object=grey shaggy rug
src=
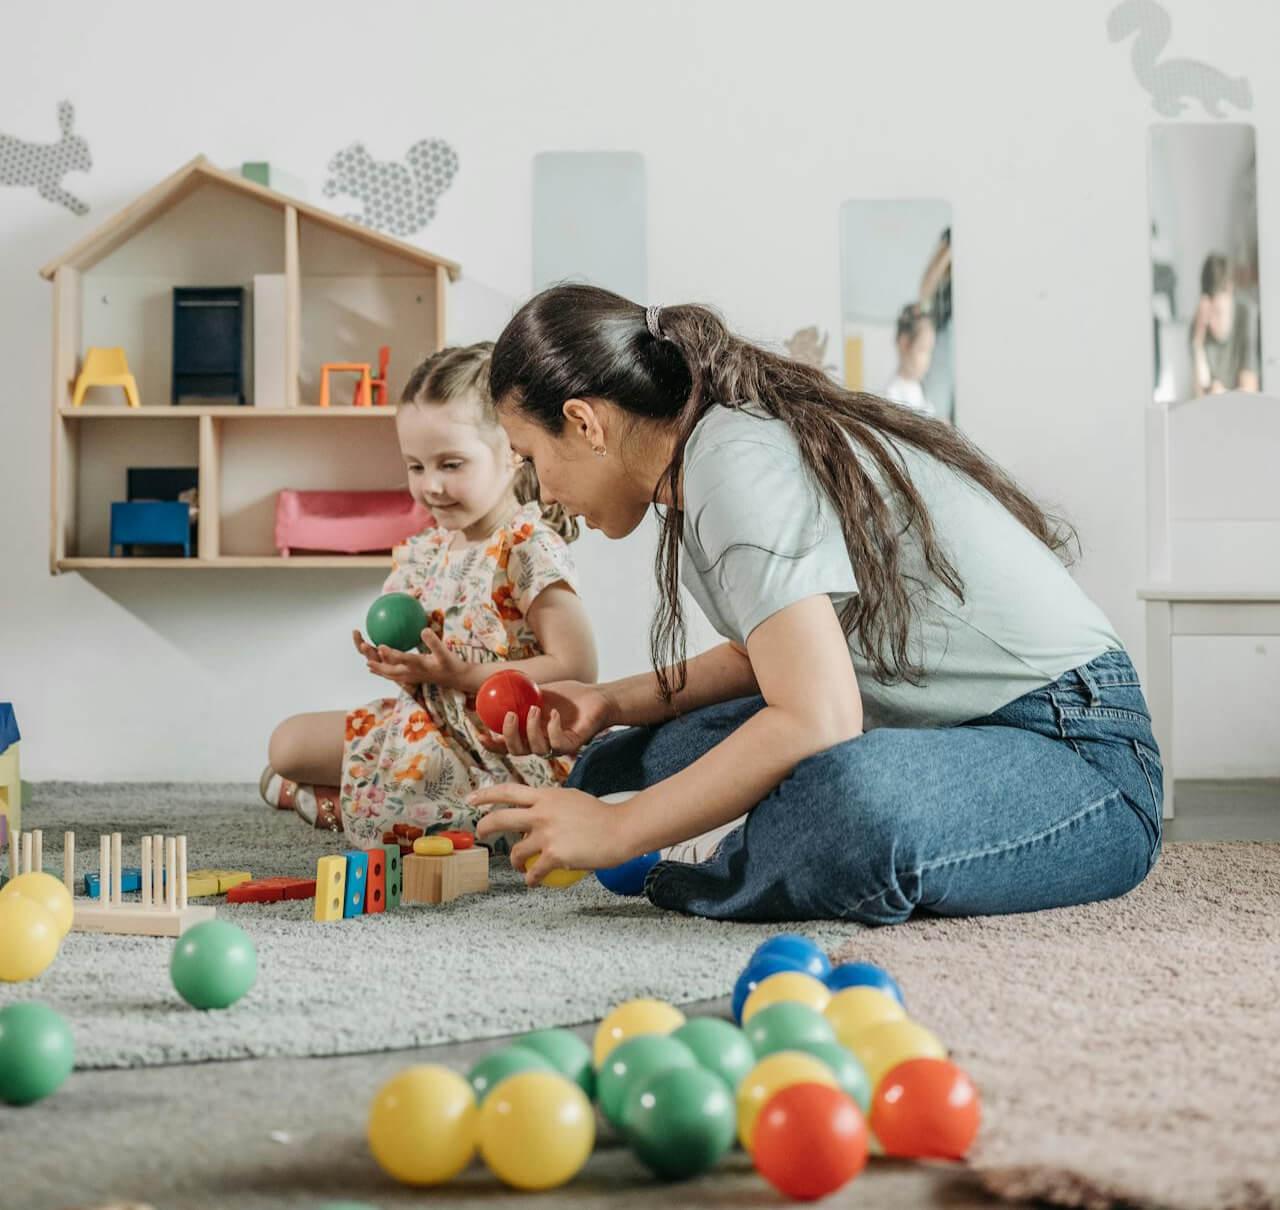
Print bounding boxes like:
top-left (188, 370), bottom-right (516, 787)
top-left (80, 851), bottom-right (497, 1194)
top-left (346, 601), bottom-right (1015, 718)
top-left (828, 842), bottom-right (1280, 1210)
top-left (0, 783), bottom-right (859, 1069)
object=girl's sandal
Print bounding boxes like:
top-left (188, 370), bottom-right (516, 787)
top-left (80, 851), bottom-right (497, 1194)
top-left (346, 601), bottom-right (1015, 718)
top-left (259, 766), bottom-right (301, 811)
top-left (312, 785), bottom-right (343, 833)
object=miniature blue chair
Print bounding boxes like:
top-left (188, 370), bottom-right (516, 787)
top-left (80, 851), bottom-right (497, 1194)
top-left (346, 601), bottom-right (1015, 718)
top-left (110, 501), bottom-right (193, 558)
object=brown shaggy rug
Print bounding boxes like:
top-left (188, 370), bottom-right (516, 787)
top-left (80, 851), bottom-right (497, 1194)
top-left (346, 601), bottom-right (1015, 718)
top-left (830, 842), bottom-right (1280, 1210)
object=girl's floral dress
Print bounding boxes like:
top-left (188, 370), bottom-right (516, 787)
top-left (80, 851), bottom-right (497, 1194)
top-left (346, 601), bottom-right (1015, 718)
top-left (341, 501), bottom-right (578, 849)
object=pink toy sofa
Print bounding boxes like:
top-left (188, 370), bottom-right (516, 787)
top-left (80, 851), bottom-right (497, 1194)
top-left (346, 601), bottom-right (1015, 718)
top-left (274, 490), bottom-right (434, 556)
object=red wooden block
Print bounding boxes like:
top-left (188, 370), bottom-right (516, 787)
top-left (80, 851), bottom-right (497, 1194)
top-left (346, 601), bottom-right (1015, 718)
top-left (363, 847), bottom-right (387, 914)
top-left (279, 878), bottom-right (317, 900)
top-left (382, 830), bottom-right (399, 845)
top-left (437, 830), bottom-right (475, 850)
top-left (227, 880), bottom-right (286, 904)
top-left (392, 823), bottom-right (424, 841)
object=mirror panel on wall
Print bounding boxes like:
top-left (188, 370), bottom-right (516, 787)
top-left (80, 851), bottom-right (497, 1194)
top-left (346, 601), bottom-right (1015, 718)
top-left (1149, 124), bottom-right (1261, 403)
top-left (532, 151), bottom-right (647, 301)
top-left (839, 200), bottom-right (954, 423)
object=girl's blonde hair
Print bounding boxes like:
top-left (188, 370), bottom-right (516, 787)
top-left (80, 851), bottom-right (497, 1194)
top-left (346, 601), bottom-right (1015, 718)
top-left (401, 343), bottom-right (579, 542)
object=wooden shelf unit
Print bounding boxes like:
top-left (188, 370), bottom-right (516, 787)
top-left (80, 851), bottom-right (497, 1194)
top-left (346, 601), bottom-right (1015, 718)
top-left (43, 157), bottom-right (459, 574)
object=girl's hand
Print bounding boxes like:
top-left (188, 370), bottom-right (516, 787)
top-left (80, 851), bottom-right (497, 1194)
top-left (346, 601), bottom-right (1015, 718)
top-left (477, 681), bottom-right (616, 758)
top-left (352, 628), bottom-right (467, 692)
top-left (470, 783), bottom-right (637, 885)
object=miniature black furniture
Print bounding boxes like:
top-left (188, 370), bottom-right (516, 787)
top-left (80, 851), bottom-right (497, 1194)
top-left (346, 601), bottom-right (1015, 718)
top-left (172, 286), bottom-right (245, 404)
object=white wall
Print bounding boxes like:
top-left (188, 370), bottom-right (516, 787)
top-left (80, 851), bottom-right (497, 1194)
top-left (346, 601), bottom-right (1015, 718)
top-left (1, 0), bottom-right (1277, 780)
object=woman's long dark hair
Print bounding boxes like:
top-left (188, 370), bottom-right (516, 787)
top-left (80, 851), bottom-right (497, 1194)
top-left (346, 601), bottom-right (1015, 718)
top-left (490, 284), bottom-right (1076, 701)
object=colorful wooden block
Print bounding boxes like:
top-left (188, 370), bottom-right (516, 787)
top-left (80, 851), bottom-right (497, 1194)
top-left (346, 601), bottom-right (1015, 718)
top-left (279, 878), bottom-right (317, 900)
top-left (343, 851), bottom-right (369, 917)
top-left (227, 880), bottom-right (285, 904)
top-left (83, 867), bottom-right (143, 897)
top-left (402, 846), bottom-right (489, 905)
top-left (188, 869), bottom-right (253, 895)
top-left (364, 847), bottom-right (387, 914)
top-left (313, 856), bottom-right (347, 922)
top-left (382, 843), bottom-right (402, 909)
top-left (186, 875), bottom-right (221, 897)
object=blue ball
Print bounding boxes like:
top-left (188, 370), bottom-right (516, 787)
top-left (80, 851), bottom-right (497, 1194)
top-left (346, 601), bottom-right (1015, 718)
top-left (596, 850), bottom-right (661, 896)
top-left (749, 934), bottom-right (832, 981)
top-left (731, 953), bottom-right (813, 1024)
top-left (825, 961), bottom-right (904, 1006)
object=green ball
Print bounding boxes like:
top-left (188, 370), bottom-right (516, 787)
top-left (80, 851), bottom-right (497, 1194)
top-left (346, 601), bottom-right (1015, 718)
top-left (622, 1065), bottom-right (736, 1179)
top-left (466, 1046), bottom-right (553, 1103)
top-left (672, 1017), bottom-right (756, 1092)
top-left (170, 921), bottom-right (257, 1010)
top-left (597, 1033), bottom-right (697, 1126)
top-left (744, 1000), bottom-right (836, 1058)
top-left (365, 592), bottom-right (428, 652)
top-left (783, 1039), bottom-right (872, 1113)
top-left (515, 1027), bottom-right (595, 1099)
top-left (0, 1002), bottom-right (74, 1105)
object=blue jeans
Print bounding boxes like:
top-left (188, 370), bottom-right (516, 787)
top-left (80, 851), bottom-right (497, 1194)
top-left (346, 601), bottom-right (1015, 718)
top-left (568, 650), bottom-right (1163, 923)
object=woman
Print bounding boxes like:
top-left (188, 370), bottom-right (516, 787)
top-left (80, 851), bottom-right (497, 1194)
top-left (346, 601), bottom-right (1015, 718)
top-left (470, 284), bottom-right (1162, 923)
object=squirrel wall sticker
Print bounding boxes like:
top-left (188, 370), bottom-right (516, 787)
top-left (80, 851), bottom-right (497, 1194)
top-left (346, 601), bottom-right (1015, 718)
top-left (322, 138), bottom-right (459, 237)
top-left (0, 101), bottom-right (92, 214)
top-left (1108, 0), bottom-right (1253, 118)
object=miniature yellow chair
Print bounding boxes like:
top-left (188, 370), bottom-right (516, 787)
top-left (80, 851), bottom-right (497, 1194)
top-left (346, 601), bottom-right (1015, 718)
top-left (72, 347), bottom-right (141, 408)
top-left (319, 362), bottom-right (372, 408)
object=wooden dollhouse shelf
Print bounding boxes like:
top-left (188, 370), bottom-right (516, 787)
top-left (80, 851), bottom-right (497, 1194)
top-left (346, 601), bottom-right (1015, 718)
top-left (58, 556), bottom-right (393, 571)
top-left (42, 155), bottom-right (456, 574)
top-left (59, 406), bottom-right (399, 418)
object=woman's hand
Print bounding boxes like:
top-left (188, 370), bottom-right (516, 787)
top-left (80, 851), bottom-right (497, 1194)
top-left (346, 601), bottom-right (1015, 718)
top-left (477, 681), bottom-right (616, 758)
top-left (351, 628), bottom-right (468, 692)
top-left (470, 783), bottom-right (637, 885)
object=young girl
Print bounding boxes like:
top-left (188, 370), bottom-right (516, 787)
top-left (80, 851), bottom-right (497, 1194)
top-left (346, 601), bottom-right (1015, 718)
top-left (262, 343), bottom-right (597, 847)
top-left (469, 284), bottom-right (1162, 925)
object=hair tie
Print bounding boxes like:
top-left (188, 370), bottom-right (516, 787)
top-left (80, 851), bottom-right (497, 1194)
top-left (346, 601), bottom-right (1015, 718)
top-left (645, 305), bottom-right (664, 340)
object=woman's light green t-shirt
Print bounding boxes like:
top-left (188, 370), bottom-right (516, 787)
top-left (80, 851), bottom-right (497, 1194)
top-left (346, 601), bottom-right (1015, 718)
top-left (679, 404), bottom-right (1122, 729)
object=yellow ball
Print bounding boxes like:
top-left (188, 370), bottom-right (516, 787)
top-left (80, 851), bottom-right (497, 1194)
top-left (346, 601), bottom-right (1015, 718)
top-left (823, 985), bottom-right (906, 1049)
top-left (478, 1070), bottom-right (595, 1190)
top-left (0, 894), bottom-right (60, 983)
top-left (367, 1064), bottom-right (477, 1185)
top-left (413, 836), bottom-right (454, 856)
top-left (534, 860), bottom-right (588, 888)
top-left (592, 998), bottom-right (686, 1067)
top-left (740, 971), bottom-right (831, 1024)
top-left (736, 1051), bottom-right (838, 1149)
top-left (846, 1018), bottom-right (947, 1093)
top-left (0, 872), bottom-right (74, 939)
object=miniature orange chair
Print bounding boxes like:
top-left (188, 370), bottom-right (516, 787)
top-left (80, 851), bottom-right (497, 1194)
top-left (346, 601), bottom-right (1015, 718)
top-left (369, 345), bottom-right (390, 407)
top-left (72, 347), bottom-right (141, 408)
top-left (319, 362), bottom-right (372, 408)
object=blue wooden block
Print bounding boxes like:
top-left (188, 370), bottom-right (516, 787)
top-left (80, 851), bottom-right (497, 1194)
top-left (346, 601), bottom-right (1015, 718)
top-left (84, 867), bottom-right (144, 898)
top-left (343, 852), bottom-right (369, 917)
top-left (110, 501), bottom-right (193, 558)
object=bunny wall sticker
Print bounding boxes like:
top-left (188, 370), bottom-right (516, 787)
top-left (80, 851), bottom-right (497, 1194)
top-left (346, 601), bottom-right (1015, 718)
top-left (0, 101), bottom-right (92, 214)
top-left (322, 137), bottom-right (459, 237)
top-left (1108, 0), bottom-right (1253, 119)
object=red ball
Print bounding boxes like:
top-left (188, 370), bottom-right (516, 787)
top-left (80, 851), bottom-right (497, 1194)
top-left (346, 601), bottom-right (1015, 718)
top-left (870, 1057), bottom-right (981, 1160)
top-left (475, 670), bottom-right (543, 741)
top-left (752, 1082), bottom-right (867, 1201)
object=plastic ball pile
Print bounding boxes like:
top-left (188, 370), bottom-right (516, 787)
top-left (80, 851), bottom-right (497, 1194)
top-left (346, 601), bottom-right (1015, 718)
top-left (365, 936), bottom-right (981, 1199)
top-left (0, 871), bottom-right (258, 1108)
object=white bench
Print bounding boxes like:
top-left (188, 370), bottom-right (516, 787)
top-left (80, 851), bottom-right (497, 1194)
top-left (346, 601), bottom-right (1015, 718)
top-left (1142, 391), bottom-right (1280, 819)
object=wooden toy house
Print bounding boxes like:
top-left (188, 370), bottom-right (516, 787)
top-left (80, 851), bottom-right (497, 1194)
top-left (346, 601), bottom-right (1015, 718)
top-left (40, 155), bottom-right (460, 572)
